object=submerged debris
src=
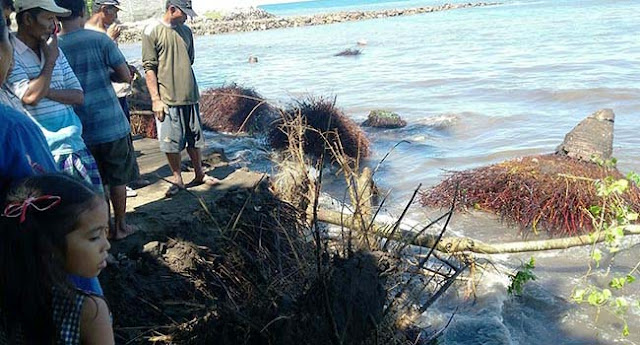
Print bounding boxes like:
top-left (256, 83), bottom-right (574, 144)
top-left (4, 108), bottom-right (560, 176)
top-left (199, 84), bottom-right (278, 133)
top-left (268, 96), bottom-right (371, 159)
top-left (335, 48), bottom-right (362, 56)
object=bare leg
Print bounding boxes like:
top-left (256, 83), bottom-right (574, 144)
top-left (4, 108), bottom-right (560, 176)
top-left (166, 152), bottom-right (184, 187)
top-left (187, 148), bottom-right (220, 185)
top-left (110, 184), bottom-right (138, 240)
top-left (186, 147), bottom-right (204, 180)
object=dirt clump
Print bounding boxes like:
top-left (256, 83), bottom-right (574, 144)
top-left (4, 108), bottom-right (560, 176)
top-left (101, 179), bottom-right (402, 344)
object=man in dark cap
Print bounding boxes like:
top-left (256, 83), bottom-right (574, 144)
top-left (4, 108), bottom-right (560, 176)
top-left (85, 0), bottom-right (121, 41)
top-left (142, 0), bottom-right (219, 198)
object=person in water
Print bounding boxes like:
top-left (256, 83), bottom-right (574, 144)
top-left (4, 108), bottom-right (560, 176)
top-left (0, 174), bottom-right (114, 344)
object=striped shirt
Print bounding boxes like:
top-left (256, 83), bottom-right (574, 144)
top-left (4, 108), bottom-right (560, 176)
top-left (59, 29), bottom-right (130, 145)
top-left (5, 36), bottom-right (86, 156)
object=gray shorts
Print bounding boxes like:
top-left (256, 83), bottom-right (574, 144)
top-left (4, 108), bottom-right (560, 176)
top-left (157, 104), bottom-right (206, 153)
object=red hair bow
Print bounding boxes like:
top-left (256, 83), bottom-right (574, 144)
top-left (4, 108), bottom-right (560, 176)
top-left (2, 196), bottom-right (62, 224)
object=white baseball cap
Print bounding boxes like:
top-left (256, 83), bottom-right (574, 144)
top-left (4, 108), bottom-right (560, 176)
top-left (14, 0), bottom-right (71, 16)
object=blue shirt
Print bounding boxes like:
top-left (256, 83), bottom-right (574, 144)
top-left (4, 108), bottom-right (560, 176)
top-left (6, 35), bottom-right (86, 156)
top-left (0, 103), bottom-right (104, 297)
top-left (58, 29), bottom-right (130, 145)
top-left (0, 104), bottom-right (57, 196)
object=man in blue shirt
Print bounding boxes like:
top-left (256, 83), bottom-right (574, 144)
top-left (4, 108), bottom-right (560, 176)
top-left (56, 0), bottom-right (138, 240)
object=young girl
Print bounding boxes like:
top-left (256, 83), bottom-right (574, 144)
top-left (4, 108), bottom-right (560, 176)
top-left (0, 173), bottom-right (114, 344)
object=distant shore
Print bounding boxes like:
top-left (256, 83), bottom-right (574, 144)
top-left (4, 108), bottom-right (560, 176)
top-left (119, 2), bottom-right (500, 44)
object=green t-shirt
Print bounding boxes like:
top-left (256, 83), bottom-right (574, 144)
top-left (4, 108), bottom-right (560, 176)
top-left (141, 20), bottom-right (199, 106)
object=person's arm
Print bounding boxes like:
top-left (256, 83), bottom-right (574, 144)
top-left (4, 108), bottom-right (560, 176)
top-left (141, 25), bottom-right (165, 121)
top-left (45, 89), bottom-right (83, 105)
top-left (105, 38), bottom-right (131, 84)
top-left (47, 49), bottom-right (83, 105)
top-left (110, 63), bottom-right (131, 84)
top-left (79, 296), bottom-right (114, 345)
top-left (144, 70), bottom-right (164, 121)
top-left (187, 27), bottom-right (195, 66)
top-left (18, 36), bottom-right (59, 106)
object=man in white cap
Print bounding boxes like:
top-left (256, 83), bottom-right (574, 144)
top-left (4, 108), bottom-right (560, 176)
top-left (142, 0), bottom-right (219, 198)
top-left (6, 0), bottom-right (105, 194)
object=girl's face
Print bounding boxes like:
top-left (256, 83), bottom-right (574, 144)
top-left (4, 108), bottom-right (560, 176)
top-left (65, 197), bottom-right (111, 278)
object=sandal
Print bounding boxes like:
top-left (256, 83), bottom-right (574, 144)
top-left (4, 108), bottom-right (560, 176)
top-left (165, 184), bottom-right (181, 198)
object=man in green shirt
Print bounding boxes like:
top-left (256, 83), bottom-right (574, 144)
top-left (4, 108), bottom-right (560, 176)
top-left (142, 0), bottom-right (218, 197)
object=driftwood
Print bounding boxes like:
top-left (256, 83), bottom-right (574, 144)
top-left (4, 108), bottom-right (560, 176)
top-left (315, 209), bottom-right (640, 254)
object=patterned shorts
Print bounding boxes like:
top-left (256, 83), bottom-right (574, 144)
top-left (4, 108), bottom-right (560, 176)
top-left (54, 148), bottom-right (105, 195)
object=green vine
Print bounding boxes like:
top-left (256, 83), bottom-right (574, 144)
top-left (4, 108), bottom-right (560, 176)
top-left (571, 170), bottom-right (640, 337)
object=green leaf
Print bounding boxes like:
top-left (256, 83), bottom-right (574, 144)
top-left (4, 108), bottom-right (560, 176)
top-left (610, 278), bottom-right (625, 290)
top-left (526, 257), bottom-right (535, 269)
top-left (626, 275), bottom-right (636, 284)
top-left (589, 205), bottom-right (602, 217)
top-left (592, 249), bottom-right (602, 266)
top-left (623, 323), bottom-right (630, 337)
top-left (610, 179), bottom-right (629, 195)
top-left (615, 297), bottom-right (629, 309)
top-left (587, 292), bottom-right (599, 306)
top-left (626, 172), bottom-right (640, 186)
top-left (573, 289), bottom-right (586, 303)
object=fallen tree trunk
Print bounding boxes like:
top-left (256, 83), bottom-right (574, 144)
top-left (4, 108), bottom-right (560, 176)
top-left (315, 209), bottom-right (640, 254)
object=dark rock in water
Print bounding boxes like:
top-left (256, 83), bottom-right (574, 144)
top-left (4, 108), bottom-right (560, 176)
top-left (361, 110), bottom-right (407, 129)
top-left (556, 109), bottom-right (614, 163)
top-left (334, 48), bottom-right (362, 56)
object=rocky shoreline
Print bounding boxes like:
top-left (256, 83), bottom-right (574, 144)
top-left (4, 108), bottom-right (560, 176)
top-left (119, 2), bottom-right (500, 44)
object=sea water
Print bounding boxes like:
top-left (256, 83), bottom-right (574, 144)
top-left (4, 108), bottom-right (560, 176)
top-left (120, 0), bottom-right (640, 342)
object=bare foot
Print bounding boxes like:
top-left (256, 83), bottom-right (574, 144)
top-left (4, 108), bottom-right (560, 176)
top-left (110, 224), bottom-right (140, 241)
top-left (187, 175), bottom-right (221, 188)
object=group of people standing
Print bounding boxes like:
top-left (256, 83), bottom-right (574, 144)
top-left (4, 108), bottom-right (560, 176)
top-left (0, 0), bottom-right (214, 342)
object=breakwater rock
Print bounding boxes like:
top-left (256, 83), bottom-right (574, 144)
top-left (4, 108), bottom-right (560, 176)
top-left (362, 110), bottom-right (407, 129)
top-left (556, 109), bottom-right (614, 163)
top-left (119, 2), bottom-right (500, 43)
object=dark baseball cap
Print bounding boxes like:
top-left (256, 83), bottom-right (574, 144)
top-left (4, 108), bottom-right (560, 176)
top-left (167, 0), bottom-right (196, 18)
top-left (94, 0), bottom-right (122, 10)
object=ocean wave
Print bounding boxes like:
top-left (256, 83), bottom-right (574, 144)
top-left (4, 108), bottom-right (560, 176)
top-left (413, 113), bottom-right (461, 130)
top-left (500, 87), bottom-right (640, 104)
